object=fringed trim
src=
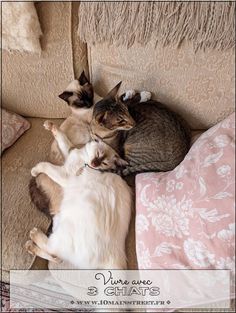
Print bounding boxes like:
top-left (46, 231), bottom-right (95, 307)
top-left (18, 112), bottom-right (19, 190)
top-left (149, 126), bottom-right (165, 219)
top-left (78, 1), bottom-right (235, 51)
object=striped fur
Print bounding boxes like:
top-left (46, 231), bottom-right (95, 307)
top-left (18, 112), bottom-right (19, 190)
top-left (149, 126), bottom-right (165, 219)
top-left (93, 90), bottom-right (191, 176)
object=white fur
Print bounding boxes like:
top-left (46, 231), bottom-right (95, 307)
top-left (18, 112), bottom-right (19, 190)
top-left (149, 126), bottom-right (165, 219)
top-left (49, 169), bottom-right (132, 268)
top-left (65, 80), bottom-right (83, 93)
top-left (123, 89), bottom-right (136, 101)
top-left (140, 91), bottom-right (152, 102)
top-left (57, 91), bottom-right (102, 148)
top-left (32, 135), bottom-right (132, 269)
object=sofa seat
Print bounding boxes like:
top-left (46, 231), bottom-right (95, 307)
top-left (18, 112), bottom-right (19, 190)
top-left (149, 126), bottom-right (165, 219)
top-left (2, 117), bottom-right (63, 282)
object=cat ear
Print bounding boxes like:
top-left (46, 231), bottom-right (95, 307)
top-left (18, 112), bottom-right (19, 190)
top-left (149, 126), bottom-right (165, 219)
top-left (106, 81), bottom-right (122, 99)
top-left (97, 112), bottom-right (108, 125)
top-left (58, 91), bottom-right (73, 103)
top-left (114, 156), bottom-right (128, 168)
top-left (78, 70), bottom-right (90, 86)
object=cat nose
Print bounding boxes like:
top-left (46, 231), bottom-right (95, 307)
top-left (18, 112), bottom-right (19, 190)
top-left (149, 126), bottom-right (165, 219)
top-left (126, 120), bottom-right (135, 129)
top-left (126, 117), bottom-right (135, 129)
top-left (91, 158), bottom-right (101, 167)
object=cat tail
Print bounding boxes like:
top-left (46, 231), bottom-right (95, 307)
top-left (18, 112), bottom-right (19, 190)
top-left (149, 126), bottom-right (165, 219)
top-left (29, 177), bottom-right (51, 218)
top-left (121, 159), bottom-right (181, 176)
top-left (120, 92), bottom-right (144, 108)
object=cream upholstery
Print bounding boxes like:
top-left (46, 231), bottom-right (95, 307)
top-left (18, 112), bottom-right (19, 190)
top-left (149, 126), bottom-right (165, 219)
top-left (1, 2), bottom-right (88, 282)
top-left (2, 2), bottom-right (88, 118)
top-left (88, 42), bottom-right (235, 129)
top-left (2, 118), bottom-right (63, 282)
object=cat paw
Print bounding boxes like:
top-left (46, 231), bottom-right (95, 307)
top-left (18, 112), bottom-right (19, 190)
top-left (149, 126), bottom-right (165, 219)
top-left (29, 227), bottom-right (41, 241)
top-left (43, 120), bottom-right (54, 131)
top-left (31, 166), bottom-right (38, 177)
top-left (140, 91), bottom-right (152, 103)
top-left (123, 89), bottom-right (136, 101)
top-left (31, 166), bottom-right (40, 177)
top-left (25, 240), bottom-right (37, 255)
top-left (44, 121), bottom-right (57, 135)
top-left (31, 162), bottom-right (46, 177)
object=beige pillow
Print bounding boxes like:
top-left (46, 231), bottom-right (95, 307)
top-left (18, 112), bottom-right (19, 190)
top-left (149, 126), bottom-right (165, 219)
top-left (1, 109), bottom-right (30, 153)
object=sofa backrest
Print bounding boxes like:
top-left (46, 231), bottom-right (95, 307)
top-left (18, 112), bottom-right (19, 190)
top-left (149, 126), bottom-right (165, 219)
top-left (3, 2), bottom-right (235, 130)
top-left (2, 2), bottom-right (88, 119)
top-left (87, 41), bottom-right (235, 130)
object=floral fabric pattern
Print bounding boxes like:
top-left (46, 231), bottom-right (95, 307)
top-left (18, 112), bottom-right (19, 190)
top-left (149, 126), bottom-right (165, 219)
top-left (1, 109), bottom-right (30, 153)
top-left (136, 113), bottom-right (235, 294)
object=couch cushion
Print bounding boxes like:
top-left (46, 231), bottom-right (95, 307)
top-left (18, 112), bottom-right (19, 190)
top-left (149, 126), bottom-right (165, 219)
top-left (2, 117), bottom-right (62, 282)
top-left (1, 109), bottom-right (31, 153)
top-left (88, 41), bottom-right (235, 129)
top-left (135, 113), bottom-right (235, 295)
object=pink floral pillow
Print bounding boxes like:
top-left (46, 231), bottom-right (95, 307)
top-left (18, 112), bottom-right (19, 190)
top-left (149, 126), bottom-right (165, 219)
top-left (1, 109), bottom-right (30, 153)
top-left (136, 113), bottom-right (235, 279)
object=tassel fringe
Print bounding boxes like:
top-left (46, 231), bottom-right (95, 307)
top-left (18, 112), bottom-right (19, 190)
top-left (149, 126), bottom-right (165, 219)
top-left (78, 2), bottom-right (235, 51)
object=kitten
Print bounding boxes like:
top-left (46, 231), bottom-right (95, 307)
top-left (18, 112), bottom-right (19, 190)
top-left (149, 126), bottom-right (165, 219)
top-left (93, 83), bottom-right (191, 176)
top-left (29, 71), bottom-right (95, 217)
top-left (26, 121), bottom-right (132, 269)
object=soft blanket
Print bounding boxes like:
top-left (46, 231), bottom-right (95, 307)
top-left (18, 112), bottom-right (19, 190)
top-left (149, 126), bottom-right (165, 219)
top-left (78, 1), bottom-right (235, 51)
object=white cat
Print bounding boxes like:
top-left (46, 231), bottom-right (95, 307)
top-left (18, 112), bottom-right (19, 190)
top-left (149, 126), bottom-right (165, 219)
top-left (26, 121), bottom-right (132, 269)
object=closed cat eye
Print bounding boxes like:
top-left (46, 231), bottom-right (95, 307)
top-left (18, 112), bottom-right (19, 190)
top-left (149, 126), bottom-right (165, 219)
top-left (102, 161), bottom-right (108, 166)
top-left (118, 119), bottom-right (125, 124)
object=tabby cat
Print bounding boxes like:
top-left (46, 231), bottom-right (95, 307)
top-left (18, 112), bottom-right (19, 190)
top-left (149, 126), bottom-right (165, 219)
top-left (92, 83), bottom-right (191, 176)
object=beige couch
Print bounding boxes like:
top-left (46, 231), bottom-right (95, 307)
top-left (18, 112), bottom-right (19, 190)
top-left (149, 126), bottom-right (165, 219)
top-left (2, 1), bottom-right (235, 284)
